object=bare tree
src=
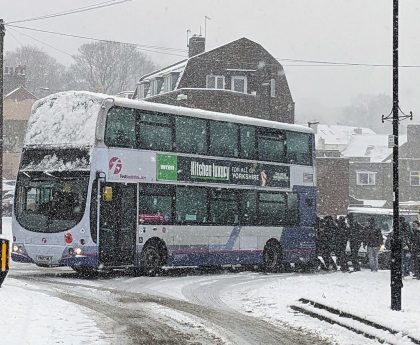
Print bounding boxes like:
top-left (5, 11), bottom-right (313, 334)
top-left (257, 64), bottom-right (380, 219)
top-left (5, 45), bottom-right (67, 97)
top-left (338, 94), bottom-right (393, 134)
top-left (68, 41), bottom-right (156, 94)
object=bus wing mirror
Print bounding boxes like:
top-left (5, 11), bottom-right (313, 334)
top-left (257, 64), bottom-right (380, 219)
top-left (102, 187), bottom-right (113, 202)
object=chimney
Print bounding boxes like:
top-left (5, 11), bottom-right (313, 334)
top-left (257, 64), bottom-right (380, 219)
top-left (188, 35), bottom-right (205, 58)
top-left (407, 124), bottom-right (420, 144)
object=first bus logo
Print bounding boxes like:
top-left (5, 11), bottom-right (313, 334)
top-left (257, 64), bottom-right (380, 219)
top-left (109, 157), bottom-right (123, 174)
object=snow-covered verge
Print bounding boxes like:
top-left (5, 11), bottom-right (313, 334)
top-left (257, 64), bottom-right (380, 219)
top-left (1, 218), bottom-right (107, 345)
top-left (222, 270), bottom-right (420, 345)
top-left (0, 278), bottom-right (107, 345)
top-left (1, 216), bottom-right (12, 241)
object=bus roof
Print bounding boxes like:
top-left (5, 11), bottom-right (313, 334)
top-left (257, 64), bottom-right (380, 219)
top-left (24, 91), bottom-right (313, 149)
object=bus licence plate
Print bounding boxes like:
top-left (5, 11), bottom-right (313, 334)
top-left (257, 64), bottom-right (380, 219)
top-left (36, 255), bottom-right (53, 262)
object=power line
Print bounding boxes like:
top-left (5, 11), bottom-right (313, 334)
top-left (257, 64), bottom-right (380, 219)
top-left (6, 23), bottom-right (420, 68)
top-left (6, 0), bottom-right (133, 25)
top-left (5, 24), bottom-right (188, 57)
top-left (276, 57), bottom-right (420, 68)
top-left (8, 27), bottom-right (75, 58)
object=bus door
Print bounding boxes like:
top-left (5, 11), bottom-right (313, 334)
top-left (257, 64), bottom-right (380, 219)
top-left (99, 183), bottom-right (137, 267)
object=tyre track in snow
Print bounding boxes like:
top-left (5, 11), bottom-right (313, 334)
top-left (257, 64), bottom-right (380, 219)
top-left (11, 266), bottom-right (332, 345)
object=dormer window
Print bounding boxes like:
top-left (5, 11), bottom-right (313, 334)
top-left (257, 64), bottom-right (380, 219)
top-left (163, 74), bottom-right (172, 93)
top-left (231, 76), bottom-right (247, 93)
top-left (150, 78), bottom-right (163, 96)
top-left (206, 75), bottom-right (225, 89)
top-left (137, 82), bottom-right (149, 99)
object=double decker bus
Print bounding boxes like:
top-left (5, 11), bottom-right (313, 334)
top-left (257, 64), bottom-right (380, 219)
top-left (12, 91), bottom-right (316, 273)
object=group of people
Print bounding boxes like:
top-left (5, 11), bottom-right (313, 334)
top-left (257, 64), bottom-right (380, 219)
top-left (400, 218), bottom-right (420, 278)
top-left (315, 214), bottom-right (420, 277)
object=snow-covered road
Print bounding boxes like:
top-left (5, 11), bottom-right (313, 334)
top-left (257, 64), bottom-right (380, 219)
top-left (4, 262), bottom-right (420, 345)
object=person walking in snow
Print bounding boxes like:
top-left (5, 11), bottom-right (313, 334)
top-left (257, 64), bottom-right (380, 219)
top-left (411, 220), bottom-right (420, 279)
top-left (365, 217), bottom-right (383, 272)
top-left (315, 217), bottom-right (328, 270)
top-left (321, 216), bottom-right (338, 270)
top-left (336, 216), bottom-right (349, 272)
top-left (400, 217), bottom-right (413, 277)
top-left (348, 214), bottom-right (364, 271)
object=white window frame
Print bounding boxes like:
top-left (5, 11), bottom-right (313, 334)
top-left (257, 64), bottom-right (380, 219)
top-left (356, 171), bottom-right (376, 186)
top-left (163, 74), bottom-right (172, 93)
top-left (149, 79), bottom-right (159, 96)
top-left (137, 84), bottom-right (146, 99)
top-left (231, 75), bottom-right (248, 94)
top-left (410, 171), bottom-right (420, 186)
top-left (206, 75), bottom-right (225, 89)
top-left (270, 78), bottom-right (276, 98)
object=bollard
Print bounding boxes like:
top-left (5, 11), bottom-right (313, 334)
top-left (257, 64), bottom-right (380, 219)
top-left (0, 238), bottom-right (10, 287)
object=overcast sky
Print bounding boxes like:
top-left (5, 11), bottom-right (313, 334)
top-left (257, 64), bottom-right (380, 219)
top-left (3, 0), bottom-right (420, 124)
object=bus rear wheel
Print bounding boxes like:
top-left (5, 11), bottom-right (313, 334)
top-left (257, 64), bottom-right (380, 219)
top-left (141, 241), bottom-right (166, 276)
top-left (263, 240), bottom-right (282, 272)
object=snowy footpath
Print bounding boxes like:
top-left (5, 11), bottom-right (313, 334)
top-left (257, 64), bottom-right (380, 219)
top-left (223, 270), bottom-right (420, 345)
top-left (1, 218), bottom-right (106, 345)
top-left (0, 278), bottom-right (107, 345)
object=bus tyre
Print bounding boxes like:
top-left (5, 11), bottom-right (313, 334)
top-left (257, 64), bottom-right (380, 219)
top-left (141, 241), bottom-right (166, 276)
top-left (263, 240), bottom-right (282, 273)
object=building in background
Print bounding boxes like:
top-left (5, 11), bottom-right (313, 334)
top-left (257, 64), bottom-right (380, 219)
top-left (3, 67), bottom-right (38, 179)
top-left (134, 36), bottom-right (295, 123)
top-left (313, 122), bottom-right (420, 212)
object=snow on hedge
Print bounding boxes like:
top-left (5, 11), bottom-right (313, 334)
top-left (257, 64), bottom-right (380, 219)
top-left (24, 91), bottom-right (107, 148)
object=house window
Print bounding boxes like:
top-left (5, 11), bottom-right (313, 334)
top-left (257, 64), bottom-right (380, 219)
top-left (206, 75), bottom-right (225, 89)
top-left (137, 83), bottom-right (148, 99)
top-left (150, 80), bottom-right (158, 96)
top-left (410, 171), bottom-right (420, 186)
top-left (270, 78), bottom-right (276, 97)
top-left (231, 76), bottom-right (247, 93)
top-left (356, 171), bottom-right (376, 186)
top-left (163, 75), bottom-right (172, 93)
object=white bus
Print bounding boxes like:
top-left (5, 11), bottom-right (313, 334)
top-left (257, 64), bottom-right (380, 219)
top-left (12, 91), bottom-right (316, 273)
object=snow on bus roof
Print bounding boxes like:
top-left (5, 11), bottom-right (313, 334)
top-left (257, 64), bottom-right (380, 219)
top-left (24, 91), bottom-right (108, 148)
top-left (24, 91), bottom-right (312, 149)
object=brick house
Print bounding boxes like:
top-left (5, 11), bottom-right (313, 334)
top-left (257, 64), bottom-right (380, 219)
top-left (349, 125), bottom-right (420, 208)
top-left (3, 86), bottom-right (38, 179)
top-left (133, 36), bottom-right (295, 123)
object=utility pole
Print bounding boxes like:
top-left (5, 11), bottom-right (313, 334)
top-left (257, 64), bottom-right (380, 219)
top-left (390, 0), bottom-right (402, 311)
top-left (382, 0), bottom-right (413, 311)
top-left (0, 19), bottom-right (5, 236)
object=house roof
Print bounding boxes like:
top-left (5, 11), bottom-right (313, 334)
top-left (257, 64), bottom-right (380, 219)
top-left (4, 86), bottom-right (37, 101)
top-left (137, 37), bottom-right (274, 85)
top-left (315, 124), bottom-right (375, 147)
top-left (341, 133), bottom-right (407, 162)
top-left (139, 59), bottom-right (188, 83)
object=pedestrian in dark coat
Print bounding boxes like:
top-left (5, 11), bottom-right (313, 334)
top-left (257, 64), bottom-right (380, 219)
top-left (365, 218), bottom-right (384, 272)
top-left (336, 216), bottom-right (349, 272)
top-left (321, 216), bottom-right (338, 270)
top-left (315, 217), bottom-right (327, 270)
top-left (348, 214), bottom-right (364, 271)
top-left (411, 220), bottom-right (420, 279)
top-left (400, 217), bottom-right (413, 277)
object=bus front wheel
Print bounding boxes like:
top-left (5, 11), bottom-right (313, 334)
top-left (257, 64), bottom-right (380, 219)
top-left (141, 241), bottom-right (166, 276)
top-left (263, 240), bottom-right (282, 272)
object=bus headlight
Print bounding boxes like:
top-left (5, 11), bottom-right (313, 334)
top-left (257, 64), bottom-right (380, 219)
top-left (68, 247), bottom-right (82, 256)
top-left (12, 243), bottom-right (28, 255)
